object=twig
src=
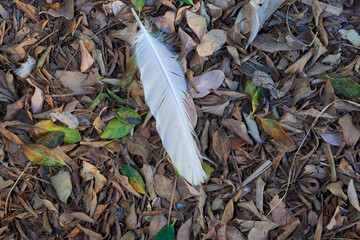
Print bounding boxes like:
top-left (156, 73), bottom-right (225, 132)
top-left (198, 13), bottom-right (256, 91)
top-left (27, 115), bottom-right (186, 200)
top-left (5, 162), bottom-right (31, 216)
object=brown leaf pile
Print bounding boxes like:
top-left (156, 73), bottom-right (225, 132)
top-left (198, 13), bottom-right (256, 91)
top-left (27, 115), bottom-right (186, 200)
top-left (1, 0), bottom-right (360, 239)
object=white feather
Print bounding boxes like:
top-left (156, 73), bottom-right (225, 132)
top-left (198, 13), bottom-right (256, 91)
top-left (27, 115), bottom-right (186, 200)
top-left (131, 9), bottom-right (207, 185)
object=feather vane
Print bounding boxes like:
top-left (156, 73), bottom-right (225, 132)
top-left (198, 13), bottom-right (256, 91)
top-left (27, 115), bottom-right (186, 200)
top-left (131, 9), bottom-right (207, 185)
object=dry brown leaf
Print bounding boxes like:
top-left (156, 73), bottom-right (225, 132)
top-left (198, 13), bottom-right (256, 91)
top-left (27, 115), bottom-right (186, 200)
top-left (42, 0), bottom-right (74, 20)
top-left (212, 128), bottom-right (231, 164)
top-left (186, 10), bottom-right (207, 40)
top-left (177, 218), bottom-right (192, 240)
top-left (140, 164), bottom-right (157, 200)
top-left (152, 11), bottom-right (176, 34)
top-left (326, 205), bottom-right (343, 230)
top-left (51, 171), bottom-right (72, 204)
top-left (153, 174), bottom-right (180, 203)
top-left (348, 179), bottom-right (360, 212)
top-left (221, 198), bottom-right (234, 222)
top-left (14, 0), bottom-right (40, 22)
top-left (149, 213), bottom-right (167, 239)
top-left (269, 194), bottom-right (297, 226)
top-left (125, 203), bottom-right (137, 230)
top-left (79, 40), bottom-right (94, 72)
top-left (189, 70), bottom-right (225, 98)
top-left (222, 118), bottom-right (253, 145)
top-left (197, 29), bottom-right (226, 57)
top-left (338, 114), bottom-right (360, 147)
top-left (284, 48), bottom-right (313, 74)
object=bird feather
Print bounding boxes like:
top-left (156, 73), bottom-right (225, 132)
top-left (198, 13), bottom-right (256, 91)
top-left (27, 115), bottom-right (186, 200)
top-left (131, 9), bottom-right (207, 185)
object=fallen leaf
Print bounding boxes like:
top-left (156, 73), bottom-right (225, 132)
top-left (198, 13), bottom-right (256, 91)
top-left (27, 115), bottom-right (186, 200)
top-left (325, 181), bottom-right (348, 200)
top-left (222, 118), bottom-right (254, 145)
top-left (339, 29), bottom-right (360, 47)
top-left (30, 84), bottom-right (44, 114)
top-left (338, 114), bottom-right (360, 146)
top-left (14, 0), bottom-right (40, 22)
top-left (121, 165), bottom-right (146, 195)
top-left (125, 203), bottom-right (137, 230)
top-left (76, 224), bottom-right (103, 240)
top-left (42, 0), bottom-right (74, 20)
top-left (285, 49), bottom-right (313, 74)
top-left (328, 75), bottom-right (360, 98)
top-left (154, 174), bottom-right (180, 203)
top-left (259, 117), bottom-right (295, 149)
top-left (197, 29), bottom-right (226, 57)
top-left (153, 220), bottom-right (176, 240)
top-left (222, 198), bottom-right (234, 222)
top-left (177, 218), bottom-right (192, 240)
top-left (152, 11), bottom-right (176, 34)
top-left (37, 131), bottom-right (65, 149)
top-left (79, 40), bottom-right (94, 72)
top-left (348, 179), bottom-right (360, 211)
top-left (326, 205), bottom-right (343, 230)
top-left (22, 144), bottom-right (70, 169)
top-left (252, 70), bottom-right (275, 90)
top-left (212, 128), bottom-right (231, 164)
top-left (35, 120), bottom-right (81, 144)
top-left (149, 213), bottom-right (167, 239)
top-left (186, 10), bottom-right (207, 40)
top-left (269, 194), bottom-right (297, 226)
top-left (189, 70), bottom-right (225, 98)
top-left (51, 170), bottom-right (72, 204)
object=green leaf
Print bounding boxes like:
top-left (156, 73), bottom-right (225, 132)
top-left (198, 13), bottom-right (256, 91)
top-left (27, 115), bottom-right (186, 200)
top-left (327, 75), bottom-right (360, 98)
top-left (35, 120), bottom-right (81, 144)
top-left (100, 118), bottom-right (135, 139)
top-left (251, 87), bottom-right (267, 114)
top-left (180, 0), bottom-right (194, 5)
top-left (116, 108), bottom-right (141, 125)
top-left (131, 0), bottom-right (146, 11)
top-left (153, 220), bottom-right (176, 240)
top-left (202, 162), bottom-right (214, 180)
top-left (258, 117), bottom-right (295, 149)
top-left (245, 80), bottom-right (257, 99)
top-left (121, 165), bottom-right (146, 195)
top-left (88, 89), bottom-right (105, 109)
top-left (105, 87), bottom-right (126, 104)
top-left (22, 144), bottom-right (70, 170)
top-left (36, 131), bottom-right (65, 149)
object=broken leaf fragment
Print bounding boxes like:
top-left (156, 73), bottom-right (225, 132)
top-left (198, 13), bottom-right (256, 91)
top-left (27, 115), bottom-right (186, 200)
top-left (258, 117), bottom-right (295, 149)
top-left (327, 75), bottom-right (360, 98)
top-left (121, 165), bottom-right (146, 195)
top-left (36, 131), bottom-right (65, 149)
top-left (116, 108), bottom-right (142, 125)
top-left (35, 120), bottom-right (81, 144)
top-left (245, 80), bottom-right (257, 99)
top-left (131, 0), bottom-right (146, 12)
top-left (202, 162), bottom-right (214, 180)
top-left (22, 144), bottom-right (70, 170)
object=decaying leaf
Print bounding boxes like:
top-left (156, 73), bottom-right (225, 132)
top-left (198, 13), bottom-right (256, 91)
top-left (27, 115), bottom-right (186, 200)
top-left (258, 117), bottom-right (295, 149)
top-left (189, 70), bottom-right (225, 98)
top-left (121, 165), bottom-right (146, 195)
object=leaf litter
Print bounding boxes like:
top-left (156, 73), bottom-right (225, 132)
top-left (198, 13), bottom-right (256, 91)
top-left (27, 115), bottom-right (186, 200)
top-left (1, 0), bottom-right (360, 239)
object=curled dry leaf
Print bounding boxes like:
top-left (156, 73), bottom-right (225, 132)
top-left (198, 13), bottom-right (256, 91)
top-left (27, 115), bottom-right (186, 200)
top-left (348, 179), bottom-right (360, 212)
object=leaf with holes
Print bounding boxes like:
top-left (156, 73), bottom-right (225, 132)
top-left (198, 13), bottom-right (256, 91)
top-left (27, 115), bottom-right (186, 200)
top-left (121, 165), bottom-right (146, 195)
top-left (259, 117), bottom-right (295, 149)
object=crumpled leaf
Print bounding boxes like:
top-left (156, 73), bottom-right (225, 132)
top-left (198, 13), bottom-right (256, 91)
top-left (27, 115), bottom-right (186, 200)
top-left (50, 170), bottom-right (72, 204)
top-left (189, 70), bottom-right (225, 98)
top-left (197, 29), bottom-right (226, 57)
top-left (35, 120), bottom-right (81, 144)
top-left (121, 165), bottom-right (146, 195)
top-left (259, 117), bottom-right (295, 149)
top-left (22, 144), bottom-right (70, 170)
top-left (327, 75), bottom-right (360, 98)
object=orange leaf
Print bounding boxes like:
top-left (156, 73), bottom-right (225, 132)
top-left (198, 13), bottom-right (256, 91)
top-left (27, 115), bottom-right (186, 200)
top-left (258, 117), bottom-right (295, 149)
top-left (14, 0), bottom-right (40, 23)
